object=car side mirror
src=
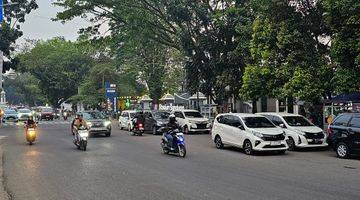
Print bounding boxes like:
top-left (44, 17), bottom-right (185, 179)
top-left (279, 124), bottom-right (286, 128)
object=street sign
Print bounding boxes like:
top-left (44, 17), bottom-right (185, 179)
top-left (0, 0), bottom-right (3, 22)
top-left (105, 81), bottom-right (118, 111)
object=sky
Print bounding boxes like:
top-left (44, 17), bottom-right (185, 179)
top-left (19, 0), bottom-right (89, 43)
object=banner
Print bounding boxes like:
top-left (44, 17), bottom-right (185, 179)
top-left (0, 0), bottom-right (3, 22)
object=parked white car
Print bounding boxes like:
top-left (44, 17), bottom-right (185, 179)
top-left (118, 110), bottom-right (136, 131)
top-left (211, 113), bottom-right (288, 155)
top-left (257, 113), bottom-right (328, 150)
top-left (172, 110), bottom-right (211, 134)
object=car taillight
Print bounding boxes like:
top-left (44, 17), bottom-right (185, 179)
top-left (138, 123), bottom-right (143, 128)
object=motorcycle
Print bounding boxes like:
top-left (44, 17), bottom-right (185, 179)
top-left (74, 126), bottom-right (88, 151)
top-left (161, 129), bottom-right (186, 157)
top-left (25, 124), bottom-right (37, 145)
top-left (63, 112), bottom-right (68, 121)
top-left (132, 122), bottom-right (144, 136)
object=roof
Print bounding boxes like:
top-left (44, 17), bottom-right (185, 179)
top-left (257, 112), bottom-right (301, 117)
top-left (160, 93), bottom-right (175, 101)
top-left (140, 95), bottom-right (152, 101)
top-left (328, 93), bottom-right (360, 103)
top-left (189, 92), bottom-right (207, 100)
top-left (216, 113), bottom-right (262, 118)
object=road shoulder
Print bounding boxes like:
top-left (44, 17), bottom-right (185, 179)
top-left (0, 144), bottom-right (10, 200)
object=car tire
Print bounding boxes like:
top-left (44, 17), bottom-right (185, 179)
top-left (336, 142), bottom-right (350, 159)
top-left (287, 137), bottom-right (296, 151)
top-left (243, 140), bottom-right (253, 155)
top-left (105, 132), bottom-right (111, 137)
top-left (215, 136), bottom-right (224, 149)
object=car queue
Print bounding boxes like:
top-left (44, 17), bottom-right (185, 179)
top-left (117, 109), bottom-right (360, 159)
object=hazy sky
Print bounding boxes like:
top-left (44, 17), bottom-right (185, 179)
top-left (19, 0), bottom-right (89, 43)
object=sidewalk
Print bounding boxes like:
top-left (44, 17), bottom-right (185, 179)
top-left (0, 145), bottom-right (9, 200)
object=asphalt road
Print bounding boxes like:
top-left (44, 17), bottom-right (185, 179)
top-left (0, 121), bottom-right (359, 200)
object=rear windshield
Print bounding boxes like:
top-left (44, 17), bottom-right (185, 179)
top-left (283, 116), bottom-right (313, 126)
top-left (5, 110), bottom-right (17, 114)
top-left (42, 108), bottom-right (53, 113)
top-left (184, 111), bottom-right (203, 118)
top-left (83, 112), bottom-right (106, 120)
top-left (243, 117), bottom-right (276, 128)
top-left (19, 109), bottom-right (31, 113)
top-left (154, 112), bottom-right (170, 119)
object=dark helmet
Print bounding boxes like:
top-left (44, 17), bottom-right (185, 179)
top-left (169, 114), bottom-right (176, 123)
top-left (76, 113), bottom-right (83, 119)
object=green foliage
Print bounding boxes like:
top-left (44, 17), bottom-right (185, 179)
top-left (4, 73), bottom-right (45, 106)
top-left (16, 38), bottom-right (94, 106)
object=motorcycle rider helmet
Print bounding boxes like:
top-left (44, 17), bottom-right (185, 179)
top-left (169, 114), bottom-right (176, 123)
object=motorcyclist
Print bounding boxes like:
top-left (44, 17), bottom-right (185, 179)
top-left (25, 116), bottom-right (37, 129)
top-left (132, 111), bottom-right (145, 129)
top-left (165, 114), bottom-right (180, 150)
top-left (71, 113), bottom-right (88, 139)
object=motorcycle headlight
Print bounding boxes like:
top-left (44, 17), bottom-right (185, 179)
top-left (104, 121), bottom-right (111, 127)
top-left (252, 131), bottom-right (264, 138)
top-left (79, 131), bottom-right (89, 138)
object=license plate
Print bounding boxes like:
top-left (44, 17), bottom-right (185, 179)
top-left (270, 141), bottom-right (281, 146)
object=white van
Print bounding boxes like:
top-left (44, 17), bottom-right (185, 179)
top-left (171, 110), bottom-right (211, 134)
top-left (211, 113), bottom-right (288, 155)
top-left (257, 113), bottom-right (328, 150)
top-left (118, 110), bottom-right (137, 131)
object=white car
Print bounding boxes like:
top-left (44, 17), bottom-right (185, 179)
top-left (118, 110), bottom-right (136, 131)
top-left (17, 109), bottom-right (33, 121)
top-left (172, 110), bottom-right (211, 134)
top-left (211, 113), bottom-right (288, 155)
top-left (257, 112), bottom-right (328, 150)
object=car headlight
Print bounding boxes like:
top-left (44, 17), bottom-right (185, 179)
top-left (206, 123), bottom-right (211, 128)
top-left (252, 131), bottom-right (264, 138)
top-left (86, 122), bottom-right (92, 127)
top-left (191, 123), bottom-right (197, 128)
top-left (104, 121), bottom-right (112, 127)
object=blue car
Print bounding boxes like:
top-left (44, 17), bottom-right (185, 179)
top-left (3, 109), bottom-right (19, 122)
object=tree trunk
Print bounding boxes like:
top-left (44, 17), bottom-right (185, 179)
top-left (287, 97), bottom-right (294, 113)
top-left (252, 99), bottom-right (257, 114)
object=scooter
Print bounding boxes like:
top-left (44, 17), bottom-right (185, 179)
top-left (74, 126), bottom-right (88, 151)
top-left (132, 122), bottom-right (144, 136)
top-left (63, 112), bottom-right (68, 121)
top-left (25, 124), bottom-right (37, 145)
top-left (161, 129), bottom-right (186, 157)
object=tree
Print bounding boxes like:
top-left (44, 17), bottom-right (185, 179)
top-left (4, 73), bottom-right (45, 106)
top-left (0, 0), bottom-right (38, 72)
top-left (322, 0), bottom-right (360, 94)
top-left (16, 38), bottom-right (95, 106)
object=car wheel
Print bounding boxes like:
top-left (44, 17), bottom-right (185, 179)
top-left (106, 132), bottom-right (111, 137)
top-left (278, 150), bottom-right (286, 155)
top-left (215, 136), bottom-right (224, 149)
top-left (336, 142), bottom-right (350, 159)
top-left (243, 140), bottom-right (253, 155)
top-left (152, 126), bottom-right (157, 135)
top-left (287, 137), bottom-right (296, 151)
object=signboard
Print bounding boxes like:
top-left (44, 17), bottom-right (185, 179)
top-left (159, 105), bottom-right (184, 111)
top-left (0, 0), bottom-right (3, 22)
top-left (105, 82), bottom-right (118, 111)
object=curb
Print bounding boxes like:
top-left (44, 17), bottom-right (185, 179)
top-left (0, 146), bottom-right (9, 200)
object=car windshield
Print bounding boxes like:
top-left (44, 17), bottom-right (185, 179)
top-left (19, 109), bottom-right (31, 113)
top-left (283, 116), bottom-right (313, 126)
top-left (5, 110), bottom-right (17, 114)
top-left (243, 117), bottom-right (276, 128)
top-left (154, 112), bottom-right (170, 119)
top-left (42, 108), bottom-right (53, 112)
top-left (83, 112), bottom-right (106, 120)
top-left (184, 111), bottom-right (203, 118)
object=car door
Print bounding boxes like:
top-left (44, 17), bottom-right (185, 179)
top-left (227, 116), bottom-right (246, 147)
top-left (348, 115), bottom-right (360, 149)
top-left (332, 114), bottom-right (352, 143)
top-left (144, 112), bottom-right (154, 131)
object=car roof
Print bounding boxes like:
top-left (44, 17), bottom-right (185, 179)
top-left (257, 112), bottom-right (302, 117)
top-left (216, 113), bottom-right (263, 118)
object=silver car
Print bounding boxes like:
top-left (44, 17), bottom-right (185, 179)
top-left (81, 111), bottom-right (112, 137)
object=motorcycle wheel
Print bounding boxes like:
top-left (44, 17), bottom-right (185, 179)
top-left (179, 145), bottom-right (186, 158)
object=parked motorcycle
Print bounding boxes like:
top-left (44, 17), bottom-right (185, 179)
top-left (25, 125), bottom-right (37, 145)
top-left (132, 122), bottom-right (144, 136)
top-left (74, 126), bottom-right (88, 151)
top-left (161, 129), bottom-right (186, 157)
